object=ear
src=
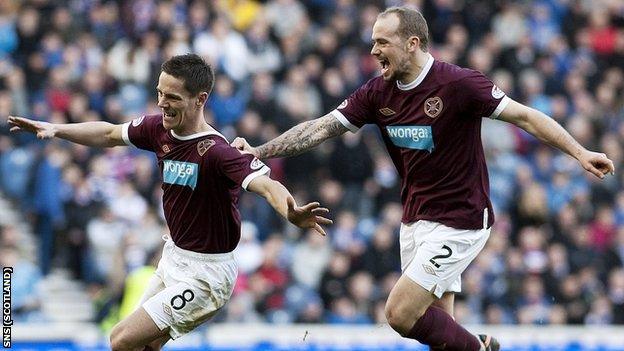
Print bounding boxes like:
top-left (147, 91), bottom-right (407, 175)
top-left (196, 92), bottom-right (209, 108)
top-left (407, 36), bottom-right (420, 52)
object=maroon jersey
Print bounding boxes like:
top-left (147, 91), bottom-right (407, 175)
top-left (331, 54), bottom-right (509, 229)
top-left (122, 114), bottom-right (270, 253)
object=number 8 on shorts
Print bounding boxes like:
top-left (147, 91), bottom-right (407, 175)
top-left (170, 289), bottom-right (195, 310)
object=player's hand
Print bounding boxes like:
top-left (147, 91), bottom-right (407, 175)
top-left (231, 137), bottom-right (259, 157)
top-left (7, 116), bottom-right (56, 139)
top-left (286, 196), bottom-right (332, 236)
top-left (578, 150), bottom-right (615, 179)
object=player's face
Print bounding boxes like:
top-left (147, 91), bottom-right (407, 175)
top-left (371, 14), bottom-right (413, 82)
top-left (156, 72), bottom-right (200, 132)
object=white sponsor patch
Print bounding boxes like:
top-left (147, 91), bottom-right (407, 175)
top-left (337, 99), bottom-right (348, 109)
top-left (132, 116), bottom-right (145, 127)
top-left (250, 158), bottom-right (265, 170)
top-left (491, 85), bottom-right (505, 99)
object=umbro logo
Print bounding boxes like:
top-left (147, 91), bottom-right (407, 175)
top-left (162, 144), bottom-right (170, 153)
top-left (162, 303), bottom-right (172, 317)
top-left (379, 107), bottom-right (396, 116)
top-left (422, 264), bottom-right (438, 276)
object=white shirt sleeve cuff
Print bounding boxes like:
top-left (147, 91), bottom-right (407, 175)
top-left (330, 110), bottom-right (359, 133)
top-left (488, 96), bottom-right (511, 119)
top-left (241, 165), bottom-right (271, 191)
top-left (121, 122), bottom-right (135, 147)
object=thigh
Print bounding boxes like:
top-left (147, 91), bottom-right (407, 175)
top-left (144, 334), bottom-right (171, 351)
top-left (113, 307), bottom-right (170, 350)
top-left (386, 273), bottom-right (437, 323)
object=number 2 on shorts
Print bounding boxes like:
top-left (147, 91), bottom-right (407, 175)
top-left (429, 245), bottom-right (452, 268)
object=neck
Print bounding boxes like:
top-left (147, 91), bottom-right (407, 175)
top-left (173, 113), bottom-right (213, 136)
top-left (398, 51), bottom-right (429, 85)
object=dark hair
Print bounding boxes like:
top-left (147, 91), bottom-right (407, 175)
top-left (161, 53), bottom-right (215, 96)
top-left (379, 6), bottom-right (429, 51)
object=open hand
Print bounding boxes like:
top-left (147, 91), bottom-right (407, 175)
top-left (8, 116), bottom-right (56, 139)
top-left (231, 137), bottom-right (259, 157)
top-left (578, 150), bottom-right (615, 179)
top-left (286, 196), bottom-right (332, 236)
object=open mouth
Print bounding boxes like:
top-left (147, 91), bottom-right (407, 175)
top-left (380, 59), bottom-right (390, 74)
top-left (163, 111), bottom-right (177, 119)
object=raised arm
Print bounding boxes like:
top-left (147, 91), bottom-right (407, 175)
top-left (8, 116), bottom-right (126, 148)
top-left (497, 100), bottom-right (615, 179)
top-left (233, 114), bottom-right (349, 159)
top-left (247, 174), bottom-right (332, 236)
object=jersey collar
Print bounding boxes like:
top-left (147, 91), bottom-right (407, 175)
top-left (170, 129), bottom-right (228, 142)
top-left (396, 53), bottom-right (434, 91)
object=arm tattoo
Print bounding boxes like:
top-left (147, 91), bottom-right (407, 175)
top-left (256, 114), bottom-right (349, 159)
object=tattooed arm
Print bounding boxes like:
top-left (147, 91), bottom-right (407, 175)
top-left (232, 114), bottom-right (349, 159)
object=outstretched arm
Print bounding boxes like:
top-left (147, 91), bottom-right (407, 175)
top-left (233, 114), bottom-right (349, 159)
top-left (247, 174), bottom-right (332, 236)
top-left (498, 100), bottom-right (615, 178)
top-left (8, 115), bottom-right (126, 148)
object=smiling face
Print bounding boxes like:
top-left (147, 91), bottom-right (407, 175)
top-left (156, 72), bottom-right (206, 133)
top-left (371, 13), bottom-right (418, 82)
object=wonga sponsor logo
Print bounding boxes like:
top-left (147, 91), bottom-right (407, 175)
top-left (163, 160), bottom-right (199, 189)
top-left (386, 125), bottom-right (434, 152)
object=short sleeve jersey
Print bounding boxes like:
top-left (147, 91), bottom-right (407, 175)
top-left (331, 54), bottom-right (510, 229)
top-left (122, 114), bottom-right (270, 253)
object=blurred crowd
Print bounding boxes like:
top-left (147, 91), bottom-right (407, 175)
top-left (0, 0), bottom-right (623, 328)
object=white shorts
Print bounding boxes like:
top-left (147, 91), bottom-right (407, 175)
top-left (139, 238), bottom-right (237, 339)
top-left (400, 218), bottom-right (490, 299)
